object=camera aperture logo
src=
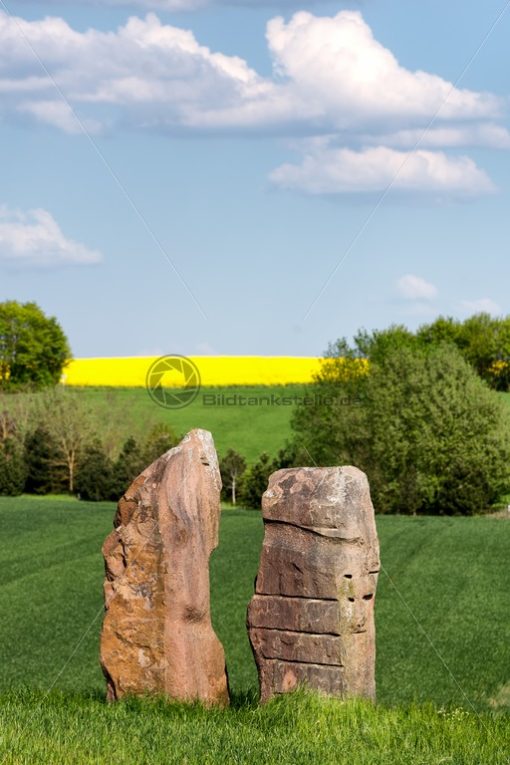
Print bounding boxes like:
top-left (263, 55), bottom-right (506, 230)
top-left (146, 355), bottom-right (201, 409)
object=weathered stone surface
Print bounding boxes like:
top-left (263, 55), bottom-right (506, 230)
top-left (248, 595), bottom-right (341, 635)
top-left (100, 429), bottom-right (229, 706)
top-left (247, 466), bottom-right (380, 703)
top-left (261, 660), bottom-right (345, 698)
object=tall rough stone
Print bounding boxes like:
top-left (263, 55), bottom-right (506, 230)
top-left (100, 429), bottom-right (229, 706)
top-left (247, 466), bottom-right (380, 703)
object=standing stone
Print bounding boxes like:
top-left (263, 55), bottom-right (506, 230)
top-left (100, 429), bottom-right (229, 706)
top-left (247, 466), bottom-right (380, 703)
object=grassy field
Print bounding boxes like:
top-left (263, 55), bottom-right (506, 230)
top-left (4, 386), bottom-right (510, 467)
top-left (74, 385), bottom-right (302, 462)
top-left (1, 496), bottom-right (509, 762)
top-left (77, 387), bottom-right (510, 465)
top-left (2, 689), bottom-right (509, 765)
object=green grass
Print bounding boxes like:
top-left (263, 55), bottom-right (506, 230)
top-left (76, 385), bottom-right (302, 463)
top-left (2, 689), bottom-right (509, 765)
top-left (1, 496), bottom-right (509, 762)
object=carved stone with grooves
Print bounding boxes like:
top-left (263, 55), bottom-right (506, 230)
top-left (100, 429), bottom-right (229, 706)
top-left (247, 466), bottom-right (380, 703)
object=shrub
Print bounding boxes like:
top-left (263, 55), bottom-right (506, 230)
top-left (0, 438), bottom-right (27, 496)
top-left (75, 440), bottom-right (114, 502)
top-left (291, 343), bottom-right (510, 515)
top-left (111, 437), bottom-right (147, 499)
top-left (239, 453), bottom-right (273, 509)
top-left (239, 444), bottom-right (302, 509)
top-left (143, 423), bottom-right (178, 466)
top-left (24, 427), bottom-right (65, 495)
top-left (334, 315), bottom-right (510, 391)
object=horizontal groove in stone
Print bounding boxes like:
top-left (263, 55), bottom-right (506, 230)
top-left (250, 626), bottom-right (341, 638)
top-left (264, 518), bottom-right (362, 543)
top-left (264, 657), bottom-right (344, 669)
top-left (253, 591), bottom-right (338, 601)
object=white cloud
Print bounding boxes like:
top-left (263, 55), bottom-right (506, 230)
top-left (270, 146), bottom-right (496, 196)
top-left (397, 274), bottom-right (438, 301)
top-left (364, 124), bottom-right (510, 150)
top-left (0, 9), bottom-right (505, 196)
top-left (0, 207), bottom-right (102, 268)
top-left (460, 298), bottom-right (502, 316)
top-left (18, 100), bottom-right (102, 134)
top-left (0, 10), bottom-right (501, 132)
top-left (266, 12), bottom-right (500, 125)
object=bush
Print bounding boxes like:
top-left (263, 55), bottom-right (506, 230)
top-left (24, 427), bottom-right (65, 495)
top-left (332, 315), bottom-right (510, 391)
top-left (75, 440), bottom-right (114, 502)
top-left (291, 343), bottom-right (510, 515)
top-left (238, 444), bottom-right (302, 509)
top-left (143, 423), bottom-right (178, 466)
top-left (0, 438), bottom-right (27, 496)
top-left (239, 453), bottom-right (273, 509)
top-left (111, 437), bottom-right (147, 499)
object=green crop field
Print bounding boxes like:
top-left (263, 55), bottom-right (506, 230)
top-left (6, 386), bottom-right (510, 466)
top-left (1, 496), bottom-right (509, 763)
top-left (69, 385), bottom-right (304, 463)
top-left (76, 387), bottom-right (510, 465)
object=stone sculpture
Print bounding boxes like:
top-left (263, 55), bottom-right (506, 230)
top-left (247, 466), bottom-right (380, 702)
top-left (100, 429), bottom-right (229, 706)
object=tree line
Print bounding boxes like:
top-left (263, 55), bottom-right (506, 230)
top-left (343, 313), bottom-right (510, 391)
top-left (2, 299), bottom-right (510, 515)
top-left (0, 388), bottom-right (178, 499)
top-left (224, 318), bottom-right (510, 515)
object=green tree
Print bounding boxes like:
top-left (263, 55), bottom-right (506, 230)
top-left (351, 324), bottom-right (418, 362)
top-left (143, 423), bottom-right (178, 466)
top-left (239, 452), bottom-right (273, 509)
top-left (417, 313), bottom-right (510, 391)
top-left (112, 436), bottom-right (146, 499)
top-left (0, 301), bottom-right (71, 390)
top-left (33, 388), bottom-right (95, 493)
top-left (75, 440), bottom-right (114, 502)
top-left (238, 446), bottom-right (303, 509)
top-left (219, 449), bottom-right (247, 505)
top-left (0, 437), bottom-right (27, 495)
top-left (24, 426), bottom-right (65, 495)
top-left (416, 315), bottom-right (464, 348)
top-left (292, 342), bottom-right (510, 515)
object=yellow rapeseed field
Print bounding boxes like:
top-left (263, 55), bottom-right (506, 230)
top-left (62, 356), bottom-right (323, 387)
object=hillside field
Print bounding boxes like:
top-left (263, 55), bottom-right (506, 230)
top-left (1, 496), bottom-right (509, 763)
top-left (71, 387), bottom-right (510, 464)
top-left (3, 385), bottom-right (510, 466)
top-left (76, 385), bottom-right (303, 462)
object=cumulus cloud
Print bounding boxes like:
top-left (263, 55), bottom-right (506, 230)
top-left (397, 274), bottom-right (438, 301)
top-left (0, 10), bottom-right (501, 131)
top-left (364, 124), bottom-right (510, 151)
top-left (18, 100), bottom-right (102, 134)
top-left (460, 298), bottom-right (502, 315)
top-left (266, 12), bottom-right (499, 124)
top-left (0, 9), bottom-right (506, 196)
top-left (270, 146), bottom-right (496, 196)
top-left (0, 207), bottom-right (102, 268)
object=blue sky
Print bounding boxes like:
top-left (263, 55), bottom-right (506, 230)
top-left (0, 0), bottom-right (509, 357)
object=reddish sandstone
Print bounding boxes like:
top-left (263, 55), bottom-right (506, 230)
top-left (100, 429), bottom-right (229, 706)
top-left (247, 466), bottom-right (380, 703)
